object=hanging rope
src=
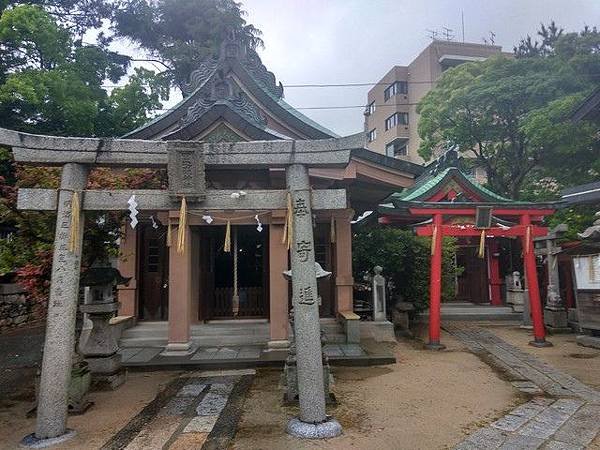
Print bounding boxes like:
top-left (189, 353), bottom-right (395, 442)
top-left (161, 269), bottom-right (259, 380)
top-left (330, 216), bottom-right (336, 243)
top-left (166, 223), bottom-right (172, 247)
top-left (478, 229), bottom-right (486, 259)
top-left (430, 225), bottom-right (438, 256)
top-left (224, 220), bottom-right (231, 252)
top-left (176, 197), bottom-right (187, 254)
top-left (68, 191), bottom-right (81, 253)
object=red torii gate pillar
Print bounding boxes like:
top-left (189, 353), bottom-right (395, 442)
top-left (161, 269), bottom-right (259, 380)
top-left (427, 214), bottom-right (446, 350)
top-left (521, 215), bottom-right (552, 347)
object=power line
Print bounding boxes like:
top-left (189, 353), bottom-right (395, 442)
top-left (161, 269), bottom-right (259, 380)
top-left (100, 80), bottom-right (441, 89)
top-left (147, 102), bottom-right (424, 112)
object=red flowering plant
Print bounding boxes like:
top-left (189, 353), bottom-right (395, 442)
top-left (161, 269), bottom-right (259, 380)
top-left (0, 146), bottom-right (166, 306)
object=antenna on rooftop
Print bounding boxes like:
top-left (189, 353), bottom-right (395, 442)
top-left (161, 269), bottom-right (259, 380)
top-left (426, 29), bottom-right (439, 40)
top-left (461, 11), bottom-right (465, 42)
top-left (489, 31), bottom-right (496, 45)
top-left (442, 27), bottom-right (455, 41)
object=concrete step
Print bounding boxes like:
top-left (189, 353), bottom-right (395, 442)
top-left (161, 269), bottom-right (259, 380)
top-left (416, 304), bottom-right (522, 322)
top-left (120, 318), bottom-right (346, 347)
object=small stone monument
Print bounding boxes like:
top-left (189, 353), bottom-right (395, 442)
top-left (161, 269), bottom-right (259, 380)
top-left (372, 266), bottom-right (386, 321)
top-left (535, 224), bottom-right (569, 332)
top-left (79, 265), bottom-right (130, 390)
top-left (282, 262), bottom-right (334, 405)
top-left (506, 271), bottom-right (526, 313)
top-left (544, 284), bottom-right (569, 330)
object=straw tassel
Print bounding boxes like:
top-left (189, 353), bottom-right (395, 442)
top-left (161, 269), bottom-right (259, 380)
top-left (176, 197), bottom-right (187, 254)
top-left (525, 225), bottom-right (531, 254)
top-left (224, 220), bottom-right (231, 252)
top-left (431, 225), bottom-right (438, 256)
top-left (166, 223), bottom-right (172, 247)
top-left (281, 192), bottom-right (293, 250)
top-left (68, 191), bottom-right (81, 253)
top-left (478, 229), bottom-right (486, 259)
top-left (330, 216), bottom-right (336, 243)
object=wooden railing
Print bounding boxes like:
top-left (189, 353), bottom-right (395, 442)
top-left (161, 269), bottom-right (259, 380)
top-left (212, 286), bottom-right (265, 318)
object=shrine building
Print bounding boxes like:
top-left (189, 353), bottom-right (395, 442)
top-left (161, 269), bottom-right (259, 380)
top-left (377, 150), bottom-right (557, 348)
top-left (115, 39), bottom-right (424, 352)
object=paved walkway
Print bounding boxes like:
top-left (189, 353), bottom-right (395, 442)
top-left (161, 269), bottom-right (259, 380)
top-left (447, 325), bottom-right (600, 449)
top-left (101, 369), bottom-right (255, 450)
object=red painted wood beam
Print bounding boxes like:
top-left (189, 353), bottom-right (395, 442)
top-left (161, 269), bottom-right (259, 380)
top-left (415, 225), bottom-right (548, 238)
top-left (408, 208), bottom-right (555, 217)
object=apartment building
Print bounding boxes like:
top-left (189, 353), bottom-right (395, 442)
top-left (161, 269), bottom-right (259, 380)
top-left (365, 40), bottom-right (504, 164)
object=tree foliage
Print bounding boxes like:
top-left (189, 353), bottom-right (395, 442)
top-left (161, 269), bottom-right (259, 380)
top-left (417, 24), bottom-right (600, 201)
top-left (112, 0), bottom-right (263, 92)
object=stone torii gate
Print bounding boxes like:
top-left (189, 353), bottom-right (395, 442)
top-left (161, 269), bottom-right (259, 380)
top-left (0, 127), bottom-right (348, 444)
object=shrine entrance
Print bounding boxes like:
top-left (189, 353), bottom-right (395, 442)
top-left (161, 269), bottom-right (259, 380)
top-left (455, 243), bottom-right (489, 303)
top-left (138, 224), bottom-right (169, 320)
top-left (200, 225), bottom-right (269, 319)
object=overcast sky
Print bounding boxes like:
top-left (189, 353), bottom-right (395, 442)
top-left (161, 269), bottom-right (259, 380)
top-left (117, 1), bottom-right (600, 137)
top-left (233, 0), bottom-right (600, 136)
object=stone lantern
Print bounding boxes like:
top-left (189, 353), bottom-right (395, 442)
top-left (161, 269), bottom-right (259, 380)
top-left (282, 262), bottom-right (335, 404)
top-left (79, 265), bottom-right (130, 390)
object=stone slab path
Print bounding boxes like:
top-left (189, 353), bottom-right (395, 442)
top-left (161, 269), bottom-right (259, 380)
top-left (101, 369), bottom-right (255, 450)
top-left (447, 325), bottom-right (600, 449)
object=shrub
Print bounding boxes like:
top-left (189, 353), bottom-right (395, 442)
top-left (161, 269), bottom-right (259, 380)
top-left (353, 226), bottom-right (460, 312)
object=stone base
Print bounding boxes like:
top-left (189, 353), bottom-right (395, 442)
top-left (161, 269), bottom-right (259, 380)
top-left (160, 341), bottom-right (195, 357)
top-left (544, 308), bottom-right (568, 329)
top-left (360, 320), bottom-right (396, 342)
top-left (286, 417), bottom-right (342, 439)
top-left (91, 368), bottom-right (126, 391)
top-left (20, 430), bottom-right (77, 448)
top-left (576, 335), bottom-right (600, 349)
top-left (529, 339), bottom-right (553, 348)
top-left (85, 353), bottom-right (121, 374)
top-left (266, 339), bottom-right (290, 350)
top-left (546, 326), bottom-right (573, 335)
top-left (511, 305), bottom-right (525, 313)
top-left (425, 341), bottom-right (446, 351)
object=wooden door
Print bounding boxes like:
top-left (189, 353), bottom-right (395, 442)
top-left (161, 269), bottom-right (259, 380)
top-left (138, 224), bottom-right (169, 320)
top-left (456, 245), bottom-right (489, 304)
top-left (201, 225), bottom-right (269, 319)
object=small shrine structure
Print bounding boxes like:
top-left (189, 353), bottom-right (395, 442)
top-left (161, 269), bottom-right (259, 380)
top-left (378, 150), bottom-right (557, 349)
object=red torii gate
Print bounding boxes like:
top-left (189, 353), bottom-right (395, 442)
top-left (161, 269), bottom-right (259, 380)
top-left (378, 154), bottom-right (556, 349)
top-left (412, 207), bottom-right (554, 349)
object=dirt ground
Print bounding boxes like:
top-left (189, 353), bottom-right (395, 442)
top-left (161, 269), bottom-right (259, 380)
top-left (1, 326), bottom-right (598, 449)
top-left (0, 371), bottom-right (178, 450)
top-left (490, 325), bottom-right (600, 389)
top-left (232, 332), bottom-right (519, 450)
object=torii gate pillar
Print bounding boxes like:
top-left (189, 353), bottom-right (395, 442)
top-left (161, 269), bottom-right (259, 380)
top-left (22, 163), bottom-right (89, 447)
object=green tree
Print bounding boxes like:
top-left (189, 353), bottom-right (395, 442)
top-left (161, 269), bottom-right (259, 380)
top-left (0, 3), bottom-right (169, 304)
top-left (112, 0), bottom-right (263, 92)
top-left (417, 24), bottom-right (600, 200)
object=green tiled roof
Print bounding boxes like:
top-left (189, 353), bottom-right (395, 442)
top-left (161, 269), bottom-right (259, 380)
top-left (390, 167), bottom-right (515, 204)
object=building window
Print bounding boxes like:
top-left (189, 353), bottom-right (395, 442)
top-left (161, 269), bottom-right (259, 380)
top-left (367, 128), bottom-right (377, 142)
top-left (386, 142), bottom-right (408, 158)
top-left (385, 112), bottom-right (409, 130)
top-left (365, 101), bottom-right (376, 116)
top-left (384, 81), bottom-right (408, 101)
top-left (385, 143), bottom-right (395, 157)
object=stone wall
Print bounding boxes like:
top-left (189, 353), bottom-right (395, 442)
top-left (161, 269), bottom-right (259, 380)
top-left (0, 283), bottom-right (43, 333)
